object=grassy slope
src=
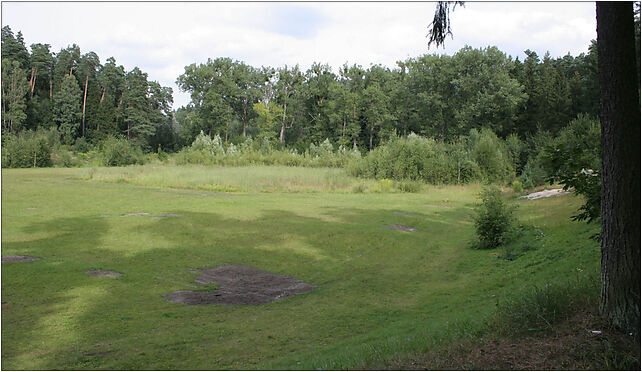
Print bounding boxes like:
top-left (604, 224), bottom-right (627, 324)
top-left (1, 166), bottom-right (600, 370)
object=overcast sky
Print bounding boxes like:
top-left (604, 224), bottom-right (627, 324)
top-left (1, 1), bottom-right (597, 109)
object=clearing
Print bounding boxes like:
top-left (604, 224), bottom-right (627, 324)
top-left (1, 165), bottom-right (600, 370)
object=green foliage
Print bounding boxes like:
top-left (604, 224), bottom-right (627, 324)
top-left (1, 59), bottom-right (30, 133)
top-left (348, 133), bottom-right (483, 185)
top-left (1, 128), bottom-right (56, 168)
top-left (511, 179), bottom-right (523, 193)
top-left (176, 133), bottom-right (359, 168)
top-left (53, 75), bottom-right (82, 144)
top-left (395, 179), bottom-right (422, 193)
top-left (472, 186), bottom-right (516, 250)
top-left (541, 114), bottom-right (601, 224)
top-left (471, 128), bottom-right (515, 183)
top-left (51, 147), bottom-right (82, 168)
top-left (98, 136), bottom-right (143, 166)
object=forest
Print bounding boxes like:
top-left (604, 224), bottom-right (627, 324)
top-left (2, 23), bottom-right (607, 187)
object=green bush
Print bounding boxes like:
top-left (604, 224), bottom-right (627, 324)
top-left (472, 186), bottom-right (516, 250)
top-left (472, 128), bottom-right (514, 183)
top-left (51, 147), bottom-right (82, 167)
top-left (99, 136), bottom-right (143, 166)
top-left (1, 129), bottom-right (56, 168)
top-left (396, 180), bottom-right (422, 193)
top-left (511, 179), bottom-right (523, 193)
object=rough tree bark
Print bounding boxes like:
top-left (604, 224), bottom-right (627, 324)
top-left (596, 1), bottom-right (641, 336)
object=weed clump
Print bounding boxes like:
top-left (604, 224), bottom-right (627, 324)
top-left (489, 274), bottom-right (600, 335)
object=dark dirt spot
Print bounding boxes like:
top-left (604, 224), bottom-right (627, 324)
top-left (83, 349), bottom-right (114, 357)
top-left (122, 212), bottom-right (150, 216)
top-left (85, 270), bottom-right (123, 278)
top-left (2, 255), bottom-right (41, 263)
top-left (393, 211), bottom-right (423, 216)
top-left (424, 204), bottom-right (451, 208)
top-left (382, 224), bottom-right (417, 232)
top-left (164, 265), bottom-right (315, 306)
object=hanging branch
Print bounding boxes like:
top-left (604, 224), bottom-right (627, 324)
top-left (427, 1), bottom-right (464, 49)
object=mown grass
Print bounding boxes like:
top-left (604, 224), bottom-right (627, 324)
top-left (1, 165), bottom-right (600, 370)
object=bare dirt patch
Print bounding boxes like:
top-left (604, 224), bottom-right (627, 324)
top-left (393, 212), bottom-right (423, 216)
top-left (2, 256), bottom-right (41, 263)
top-left (85, 270), bottom-right (123, 278)
top-left (164, 265), bottom-right (315, 306)
top-left (382, 225), bottom-right (417, 232)
top-left (159, 213), bottom-right (183, 217)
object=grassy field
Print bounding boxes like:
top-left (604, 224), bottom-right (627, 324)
top-left (1, 165), bottom-right (600, 370)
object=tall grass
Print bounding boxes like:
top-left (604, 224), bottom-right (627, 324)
top-left (488, 273), bottom-right (600, 335)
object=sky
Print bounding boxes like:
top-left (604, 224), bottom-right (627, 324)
top-left (1, 1), bottom-right (598, 109)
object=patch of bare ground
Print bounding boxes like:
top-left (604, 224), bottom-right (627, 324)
top-left (164, 265), bottom-right (315, 306)
top-left (393, 212), bottom-right (423, 216)
top-left (2, 256), bottom-right (41, 263)
top-left (85, 270), bottom-right (123, 278)
top-left (424, 204), bottom-right (451, 208)
top-left (378, 310), bottom-right (640, 370)
top-left (382, 225), bottom-right (417, 232)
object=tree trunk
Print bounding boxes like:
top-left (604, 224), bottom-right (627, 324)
top-left (29, 68), bottom-right (36, 97)
top-left (82, 75), bottom-right (88, 137)
top-left (100, 87), bottom-right (105, 104)
top-left (597, 1), bottom-right (641, 336)
top-left (49, 76), bottom-right (53, 99)
top-left (280, 101), bottom-right (288, 142)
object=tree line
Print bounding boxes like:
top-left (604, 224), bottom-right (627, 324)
top-left (3, 24), bottom-right (601, 154)
top-left (1, 26), bottom-right (174, 151)
top-left (175, 44), bottom-right (598, 152)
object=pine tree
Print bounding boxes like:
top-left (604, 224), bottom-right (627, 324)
top-left (53, 75), bottom-right (82, 144)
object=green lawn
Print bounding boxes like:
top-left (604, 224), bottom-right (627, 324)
top-left (1, 165), bottom-right (600, 370)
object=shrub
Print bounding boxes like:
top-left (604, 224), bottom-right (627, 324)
top-left (99, 136), bottom-right (143, 166)
top-left (51, 147), bottom-right (82, 167)
top-left (396, 180), bottom-right (422, 193)
top-left (1, 129), bottom-right (55, 168)
top-left (511, 179), bottom-right (523, 193)
top-left (472, 128), bottom-right (514, 183)
top-left (472, 186), bottom-right (516, 249)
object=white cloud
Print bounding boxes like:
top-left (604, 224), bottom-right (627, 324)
top-left (1, 2), bottom-right (597, 108)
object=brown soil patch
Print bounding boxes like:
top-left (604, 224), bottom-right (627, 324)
top-left (382, 224), bottom-right (417, 232)
top-left (2, 255), bottom-right (41, 263)
top-left (164, 265), bottom-right (315, 306)
top-left (379, 310), bottom-right (640, 370)
top-left (85, 270), bottom-right (123, 278)
top-left (393, 212), bottom-right (423, 216)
